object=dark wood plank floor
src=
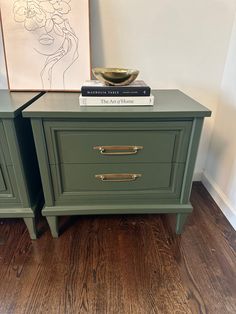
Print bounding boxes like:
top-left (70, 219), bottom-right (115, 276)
top-left (0, 183), bottom-right (235, 314)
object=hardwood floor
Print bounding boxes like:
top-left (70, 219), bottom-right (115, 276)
top-left (0, 182), bottom-right (235, 314)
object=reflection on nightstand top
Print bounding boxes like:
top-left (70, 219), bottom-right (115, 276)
top-left (22, 90), bottom-right (211, 119)
top-left (0, 90), bottom-right (43, 118)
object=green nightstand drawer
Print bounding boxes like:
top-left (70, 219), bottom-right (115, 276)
top-left (0, 164), bottom-right (20, 203)
top-left (50, 162), bottom-right (185, 204)
top-left (44, 120), bottom-right (192, 164)
top-left (0, 124), bottom-right (20, 203)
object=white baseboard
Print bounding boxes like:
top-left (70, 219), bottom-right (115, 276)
top-left (193, 171), bottom-right (203, 181)
top-left (202, 172), bottom-right (236, 230)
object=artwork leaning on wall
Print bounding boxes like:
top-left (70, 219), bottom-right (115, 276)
top-left (0, 0), bottom-right (91, 91)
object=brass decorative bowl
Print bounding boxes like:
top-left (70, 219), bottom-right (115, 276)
top-left (92, 67), bottom-right (139, 86)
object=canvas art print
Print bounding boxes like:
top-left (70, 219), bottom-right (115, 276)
top-left (0, 0), bottom-right (91, 90)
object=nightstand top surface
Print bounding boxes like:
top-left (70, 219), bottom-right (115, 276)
top-left (23, 90), bottom-right (211, 119)
top-left (0, 90), bottom-right (42, 118)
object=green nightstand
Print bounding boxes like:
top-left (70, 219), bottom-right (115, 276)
top-left (0, 91), bottom-right (43, 239)
top-left (23, 90), bottom-right (211, 237)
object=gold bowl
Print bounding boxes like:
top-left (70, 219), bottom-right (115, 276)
top-left (92, 67), bottom-right (139, 86)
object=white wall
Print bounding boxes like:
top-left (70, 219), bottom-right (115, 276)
top-left (89, 0), bottom-right (236, 178)
top-left (203, 13), bottom-right (236, 229)
top-left (0, 23), bottom-right (7, 89)
top-left (1, 0), bottom-right (236, 177)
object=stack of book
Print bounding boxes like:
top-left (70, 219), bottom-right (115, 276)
top-left (79, 80), bottom-right (154, 106)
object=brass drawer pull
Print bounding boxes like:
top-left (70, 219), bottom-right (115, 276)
top-left (93, 145), bottom-right (143, 155)
top-left (95, 173), bottom-right (142, 182)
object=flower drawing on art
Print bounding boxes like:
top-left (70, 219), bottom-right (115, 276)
top-left (13, 1), bottom-right (47, 30)
top-left (50, 0), bottom-right (71, 14)
top-left (13, 0), bottom-right (79, 89)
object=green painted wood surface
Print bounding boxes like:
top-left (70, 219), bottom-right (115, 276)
top-left (42, 203), bottom-right (193, 216)
top-left (176, 213), bottom-right (190, 234)
top-left (22, 90), bottom-right (211, 119)
top-left (0, 166), bottom-right (6, 192)
top-left (0, 121), bottom-right (11, 163)
top-left (23, 218), bottom-right (37, 239)
top-left (0, 91), bottom-right (44, 239)
top-left (30, 119), bottom-right (55, 207)
top-left (24, 90), bottom-right (211, 237)
top-left (0, 207), bottom-right (35, 218)
top-left (180, 118), bottom-right (204, 203)
top-left (3, 119), bottom-right (31, 207)
top-left (0, 164), bottom-right (20, 204)
top-left (44, 120), bottom-right (192, 164)
top-left (0, 132), bottom-right (20, 203)
top-left (46, 216), bottom-right (59, 238)
top-left (0, 90), bottom-right (44, 118)
top-left (50, 162), bottom-right (185, 195)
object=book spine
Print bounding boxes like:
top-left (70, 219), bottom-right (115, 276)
top-left (79, 95), bottom-right (154, 106)
top-left (81, 86), bottom-right (151, 97)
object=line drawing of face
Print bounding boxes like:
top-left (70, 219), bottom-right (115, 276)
top-left (13, 0), bottom-right (79, 89)
top-left (27, 26), bottom-right (66, 56)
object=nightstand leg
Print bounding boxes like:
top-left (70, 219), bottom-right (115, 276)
top-left (46, 216), bottom-right (59, 238)
top-left (175, 213), bottom-right (189, 234)
top-left (23, 218), bottom-right (37, 240)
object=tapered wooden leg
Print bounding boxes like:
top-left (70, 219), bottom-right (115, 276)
top-left (46, 216), bottom-right (59, 238)
top-left (23, 218), bottom-right (37, 240)
top-left (175, 213), bottom-right (189, 234)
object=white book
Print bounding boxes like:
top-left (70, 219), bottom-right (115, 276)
top-left (79, 94), bottom-right (154, 106)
